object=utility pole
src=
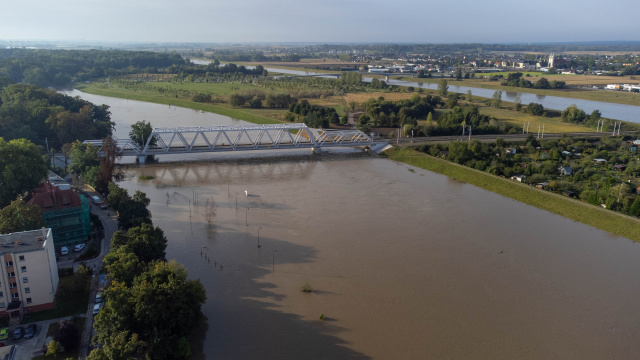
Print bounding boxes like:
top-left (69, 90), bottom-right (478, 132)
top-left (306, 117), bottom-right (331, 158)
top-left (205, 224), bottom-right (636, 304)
top-left (522, 122), bottom-right (526, 134)
top-left (537, 124), bottom-right (541, 139)
top-left (541, 123), bottom-right (545, 139)
top-left (468, 125), bottom-right (472, 141)
top-left (397, 128), bottom-right (400, 144)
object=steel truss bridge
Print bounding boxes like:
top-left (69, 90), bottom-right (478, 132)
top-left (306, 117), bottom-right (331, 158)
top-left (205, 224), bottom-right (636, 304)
top-left (84, 124), bottom-right (384, 158)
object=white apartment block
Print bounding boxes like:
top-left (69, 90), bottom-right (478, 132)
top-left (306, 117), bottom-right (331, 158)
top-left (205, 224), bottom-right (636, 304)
top-left (0, 228), bottom-right (59, 324)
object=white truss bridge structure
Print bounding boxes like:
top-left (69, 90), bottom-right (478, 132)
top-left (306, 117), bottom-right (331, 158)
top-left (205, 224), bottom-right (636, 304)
top-left (84, 124), bottom-right (385, 157)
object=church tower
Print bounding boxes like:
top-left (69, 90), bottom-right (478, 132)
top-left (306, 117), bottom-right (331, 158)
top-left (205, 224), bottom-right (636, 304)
top-left (549, 53), bottom-right (555, 68)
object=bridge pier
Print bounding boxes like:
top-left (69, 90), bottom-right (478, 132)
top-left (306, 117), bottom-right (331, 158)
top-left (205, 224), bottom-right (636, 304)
top-left (138, 155), bottom-right (146, 164)
top-left (311, 147), bottom-right (322, 155)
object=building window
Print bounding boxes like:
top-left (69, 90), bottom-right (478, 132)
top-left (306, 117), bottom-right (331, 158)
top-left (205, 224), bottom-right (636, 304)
top-left (26, 298), bottom-right (32, 304)
top-left (9, 283), bottom-right (16, 289)
top-left (0, 302), bottom-right (4, 308)
top-left (11, 293), bottom-right (18, 300)
top-left (22, 277), bottom-right (28, 283)
top-left (5, 261), bottom-right (12, 268)
top-left (7, 272), bottom-right (15, 278)
top-left (0, 291), bottom-right (3, 297)
top-left (18, 255), bottom-right (25, 262)
top-left (20, 266), bottom-right (26, 273)
top-left (24, 287), bottom-right (30, 294)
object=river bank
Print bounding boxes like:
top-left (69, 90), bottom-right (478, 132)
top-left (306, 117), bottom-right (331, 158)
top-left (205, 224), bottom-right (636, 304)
top-left (383, 147), bottom-right (640, 242)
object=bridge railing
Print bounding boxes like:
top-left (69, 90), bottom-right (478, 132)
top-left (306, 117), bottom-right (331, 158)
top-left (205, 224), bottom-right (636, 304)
top-left (84, 124), bottom-right (380, 156)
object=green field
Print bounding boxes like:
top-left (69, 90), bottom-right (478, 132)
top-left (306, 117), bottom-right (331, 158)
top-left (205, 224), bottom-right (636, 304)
top-left (383, 148), bottom-right (640, 242)
top-left (76, 83), bottom-right (283, 124)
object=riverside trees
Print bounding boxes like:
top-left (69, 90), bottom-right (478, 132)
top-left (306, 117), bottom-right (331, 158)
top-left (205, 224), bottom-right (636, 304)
top-left (91, 183), bottom-right (205, 360)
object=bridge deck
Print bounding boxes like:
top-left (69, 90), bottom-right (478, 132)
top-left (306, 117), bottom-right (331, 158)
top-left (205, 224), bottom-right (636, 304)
top-left (84, 124), bottom-right (380, 156)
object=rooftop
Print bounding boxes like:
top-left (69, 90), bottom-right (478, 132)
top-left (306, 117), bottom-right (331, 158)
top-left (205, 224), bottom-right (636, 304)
top-left (0, 228), bottom-right (50, 254)
top-left (27, 182), bottom-right (82, 212)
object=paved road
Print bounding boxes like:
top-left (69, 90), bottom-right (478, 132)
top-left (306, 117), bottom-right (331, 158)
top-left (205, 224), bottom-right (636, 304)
top-left (77, 200), bottom-right (117, 359)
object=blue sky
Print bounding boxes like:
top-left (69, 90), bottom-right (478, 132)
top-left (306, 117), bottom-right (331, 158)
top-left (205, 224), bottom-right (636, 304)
top-left (2, 0), bottom-right (639, 43)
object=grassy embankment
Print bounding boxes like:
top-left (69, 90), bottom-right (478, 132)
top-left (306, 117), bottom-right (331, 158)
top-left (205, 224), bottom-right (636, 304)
top-left (75, 83), bottom-right (282, 125)
top-left (394, 75), bottom-right (640, 107)
top-left (78, 76), bottom-right (621, 134)
top-left (383, 147), bottom-right (640, 242)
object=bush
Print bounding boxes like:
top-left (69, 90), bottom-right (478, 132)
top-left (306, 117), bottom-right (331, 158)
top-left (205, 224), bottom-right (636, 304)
top-left (249, 96), bottom-right (262, 108)
top-left (528, 103), bottom-right (544, 116)
top-left (300, 282), bottom-right (313, 293)
top-left (229, 94), bottom-right (245, 107)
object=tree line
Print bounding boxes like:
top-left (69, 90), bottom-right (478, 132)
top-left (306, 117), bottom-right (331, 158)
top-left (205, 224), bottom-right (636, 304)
top-left (89, 183), bottom-right (206, 360)
top-left (0, 82), bottom-right (114, 149)
top-left (0, 49), bottom-right (187, 87)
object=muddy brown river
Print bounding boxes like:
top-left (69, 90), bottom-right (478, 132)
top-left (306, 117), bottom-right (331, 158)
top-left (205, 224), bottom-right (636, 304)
top-left (68, 90), bottom-right (640, 359)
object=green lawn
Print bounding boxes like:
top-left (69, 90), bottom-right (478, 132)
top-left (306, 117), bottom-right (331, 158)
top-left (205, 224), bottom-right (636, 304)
top-left (383, 148), bottom-right (640, 242)
top-left (75, 83), bottom-right (282, 125)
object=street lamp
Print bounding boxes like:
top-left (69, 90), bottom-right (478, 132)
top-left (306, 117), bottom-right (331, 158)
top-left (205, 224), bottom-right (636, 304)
top-left (257, 226), bottom-right (262, 248)
top-left (246, 208), bottom-right (249, 226)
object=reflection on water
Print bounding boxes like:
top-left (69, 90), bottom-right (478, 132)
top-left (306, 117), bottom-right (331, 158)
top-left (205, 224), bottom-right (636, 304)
top-left (118, 157), bottom-right (640, 359)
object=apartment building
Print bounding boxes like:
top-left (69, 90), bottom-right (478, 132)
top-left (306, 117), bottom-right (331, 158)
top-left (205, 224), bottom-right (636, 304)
top-left (0, 228), bottom-right (59, 324)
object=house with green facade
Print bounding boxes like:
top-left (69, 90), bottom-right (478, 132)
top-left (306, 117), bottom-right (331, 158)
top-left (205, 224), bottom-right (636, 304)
top-left (27, 183), bottom-right (90, 246)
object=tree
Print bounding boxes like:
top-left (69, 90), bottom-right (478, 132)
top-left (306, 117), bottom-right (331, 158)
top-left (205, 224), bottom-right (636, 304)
top-left (0, 199), bottom-right (44, 234)
top-left (117, 199), bottom-right (151, 230)
top-left (249, 96), bottom-right (262, 108)
top-left (87, 331), bottom-right (142, 360)
top-left (0, 138), bottom-right (47, 207)
top-left (129, 121), bottom-right (156, 149)
top-left (54, 320), bottom-right (80, 352)
top-left (103, 246), bottom-right (141, 285)
top-left (47, 340), bottom-right (63, 356)
top-left (229, 94), bottom-right (245, 107)
top-left (132, 190), bottom-right (150, 207)
top-left (491, 90), bottom-right (502, 108)
top-left (466, 90), bottom-right (472, 102)
top-left (438, 79), bottom-right (448, 97)
top-left (514, 93), bottom-right (522, 111)
top-left (629, 196), bottom-right (640, 217)
top-left (455, 67), bottom-right (462, 81)
top-left (528, 103), bottom-right (544, 116)
top-left (94, 261), bottom-right (206, 360)
top-left (534, 77), bottom-right (550, 89)
top-left (129, 261), bottom-right (206, 359)
top-left (112, 223), bottom-right (167, 263)
top-left (96, 136), bottom-right (123, 195)
top-left (107, 183), bottom-right (130, 212)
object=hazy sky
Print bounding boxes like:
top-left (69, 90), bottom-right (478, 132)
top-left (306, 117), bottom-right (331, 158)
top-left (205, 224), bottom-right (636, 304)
top-left (2, 0), bottom-right (639, 43)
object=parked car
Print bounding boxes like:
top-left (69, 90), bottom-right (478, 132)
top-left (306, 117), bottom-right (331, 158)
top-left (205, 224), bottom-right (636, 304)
top-left (60, 246), bottom-right (69, 255)
top-left (93, 303), bottom-right (102, 316)
top-left (91, 195), bottom-right (102, 205)
top-left (99, 202), bottom-right (108, 210)
top-left (13, 327), bottom-right (23, 340)
top-left (74, 244), bottom-right (85, 252)
top-left (24, 324), bottom-right (37, 339)
top-left (0, 328), bottom-right (8, 340)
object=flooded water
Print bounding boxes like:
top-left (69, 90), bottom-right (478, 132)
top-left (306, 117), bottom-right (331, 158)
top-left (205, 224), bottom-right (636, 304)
top-left (73, 90), bottom-right (640, 359)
